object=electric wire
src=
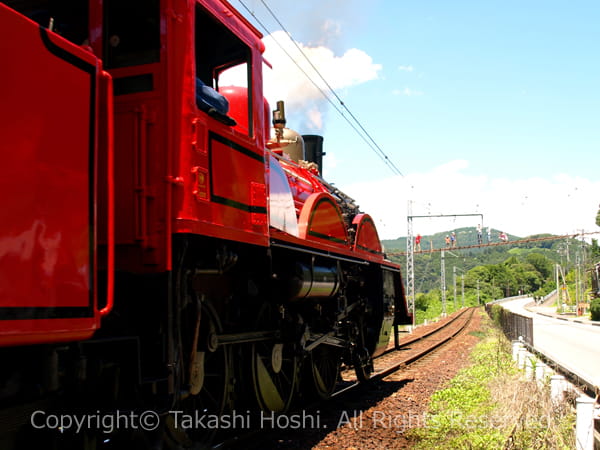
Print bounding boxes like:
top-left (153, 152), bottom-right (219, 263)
top-left (256, 0), bottom-right (403, 177)
top-left (236, 0), bottom-right (403, 176)
top-left (388, 231), bottom-right (600, 256)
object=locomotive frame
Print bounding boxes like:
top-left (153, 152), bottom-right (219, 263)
top-left (0, 0), bottom-right (411, 447)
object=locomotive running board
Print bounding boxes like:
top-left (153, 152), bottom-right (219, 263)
top-left (270, 240), bottom-right (370, 265)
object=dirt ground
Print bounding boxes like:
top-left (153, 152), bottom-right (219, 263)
top-left (269, 310), bottom-right (485, 449)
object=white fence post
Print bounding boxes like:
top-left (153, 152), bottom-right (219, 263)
top-left (534, 361), bottom-right (547, 384)
top-left (550, 374), bottom-right (566, 404)
top-left (575, 395), bottom-right (594, 450)
top-left (512, 340), bottom-right (523, 362)
top-left (517, 348), bottom-right (528, 369)
top-left (525, 355), bottom-right (534, 379)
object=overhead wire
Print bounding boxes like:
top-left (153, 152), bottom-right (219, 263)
top-left (388, 231), bottom-right (600, 257)
top-left (256, 0), bottom-right (403, 177)
top-left (235, 0), bottom-right (404, 177)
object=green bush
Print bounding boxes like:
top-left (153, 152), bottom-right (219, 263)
top-left (591, 298), bottom-right (600, 321)
top-left (490, 304), bottom-right (503, 327)
top-left (408, 316), bottom-right (574, 449)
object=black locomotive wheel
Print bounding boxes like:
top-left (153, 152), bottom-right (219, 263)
top-left (310, 345), bottom-right (341, 399)
top-left (251, 305), bottom-right (299, 412)
top-left (353, 346), bottom-right (373, 383)
top-left (174, 301), bottom-right (232, 446)
top-left (190, 302), bottom-right (231, 414)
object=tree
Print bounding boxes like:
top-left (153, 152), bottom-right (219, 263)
top-left (591, 239), bottom-right (600, 261)
top-left (525, 253), bottom-right (553, 279)
top-left (596, 206), bottom-right (600, 227)
top-left (590, 298), bottom-right (600, 321)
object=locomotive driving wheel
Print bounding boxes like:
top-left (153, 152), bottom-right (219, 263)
top-left (309, 344), bottom-right (342, 399)
top-left (173, 299), bottom-right (232, 446)
top-left (191, 302), bottom-right (231, 411)
top-left (353, 346), bottom-right (373, 382)
top-left (352, 310), bottom-right (375, 383)
top-left (251, 304), bottom-right (299, 412)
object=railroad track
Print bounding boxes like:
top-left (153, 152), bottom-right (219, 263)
top-left (212, 307), bottom-right (477, 449)
top-left (335, 307), bottom-right (475, 394)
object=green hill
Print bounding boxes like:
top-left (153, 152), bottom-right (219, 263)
top-left (382, 226), bottom-right (521, 252)
top-left (382, 228), bottom-right (577, 296)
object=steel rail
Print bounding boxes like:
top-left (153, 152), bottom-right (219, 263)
top-left (333, 307), bottom-right (476, 397)
top-left (210, 308), bottom-right (477, 449)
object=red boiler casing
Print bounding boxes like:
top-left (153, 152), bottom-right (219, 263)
top-left (274, 155), bottom-right (384, 260)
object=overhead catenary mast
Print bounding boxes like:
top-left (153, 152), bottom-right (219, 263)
top-left (405, 210), bottom-right (483, 320)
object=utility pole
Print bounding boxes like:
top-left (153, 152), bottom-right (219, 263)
top-left (575, 251), bottom-right (580, 307)
top-left (441, 250), bottom-right (461, 315)
top-left (462, 275), bottom-right (465, 307)
top-left (579, 229), bottom-right (586, 313)
top-left (453, 266), bottom-right (457, 310)
top-left (406, 200), bottom-right (415, 323)
top-left (555, 263), bottom-right (561, 309)
top-left (453, 266), bottom-right (466, 308)
top-left (441, 250), bottom-right (446, 316)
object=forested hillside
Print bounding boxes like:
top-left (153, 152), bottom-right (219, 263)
top-left (382, 227), bottom-right (596, 324)
top-left (383, 227), bottom-right (522, 252)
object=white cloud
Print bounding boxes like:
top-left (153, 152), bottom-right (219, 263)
top-left (261, 31), bottom-right (382, 129)
top-left (344, 160), bottom-right (600, 240)
top-left (218, 31), bottom-right (381, 131)
top-left (398, 65), bottom-right (414, 72)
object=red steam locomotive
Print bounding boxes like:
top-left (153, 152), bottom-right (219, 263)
top-left (0, 0), bottom-right (410, 447)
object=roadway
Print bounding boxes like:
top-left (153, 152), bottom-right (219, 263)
top-left (501, 297), bottom-right (600, 389)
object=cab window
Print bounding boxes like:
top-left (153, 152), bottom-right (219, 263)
top-left (195, 4), bottom-right (252, 135)
top-left (104, 0), bottom-right (160, 68)
top-left (6, 0), bottom-right (88, 45)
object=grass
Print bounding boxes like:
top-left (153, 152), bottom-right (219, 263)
top-left (407, 312), bottom-right (575, 449)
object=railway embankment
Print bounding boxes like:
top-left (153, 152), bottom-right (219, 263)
top-left (259, 309), bottom-right (583, 448)
top-left (407, 312), bottom-right (575, 449)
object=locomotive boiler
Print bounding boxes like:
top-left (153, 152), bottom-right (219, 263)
top-left (0, 0), bottom-right (411, 447)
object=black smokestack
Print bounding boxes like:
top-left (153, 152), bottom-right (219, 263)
top-left (302, 135), bottom-right (325, 176)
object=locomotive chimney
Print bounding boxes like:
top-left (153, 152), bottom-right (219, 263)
top-left (302, 135), bottom-right (325, 176)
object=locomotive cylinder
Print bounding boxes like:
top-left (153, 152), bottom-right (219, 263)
top-left (289, 263), bottom-right (339, 299)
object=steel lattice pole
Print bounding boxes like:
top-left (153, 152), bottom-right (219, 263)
top-left (406, 201), bottom-right (415, 323)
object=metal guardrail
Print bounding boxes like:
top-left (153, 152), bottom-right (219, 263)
top-left (486, 299), bottom-right (599, 449)
top-left (541, 289), bottom-right (557, 303)
top-left (485, 303), bottom-right (534, 346)
top-left (486, 294), bottom-right (528, 305)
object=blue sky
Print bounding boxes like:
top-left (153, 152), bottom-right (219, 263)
top-left (232, 0), bottom-right (600, 239)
